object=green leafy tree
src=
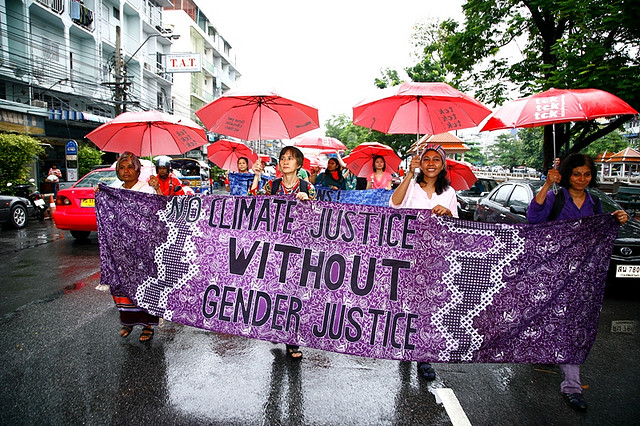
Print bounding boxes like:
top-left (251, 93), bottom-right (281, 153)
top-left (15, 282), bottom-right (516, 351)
top-left (462, 141), bottom-right (487, 166)
top-left (407, 0), bottom-right (639, 168)
top-left (583, 130), bottom-right (630, 158)
top-left (488, 133), bottom-right (524, 168)
top-left (0, 133), bottom-right (44, 191)
top-left (78, 144), bottom-right (104, 177)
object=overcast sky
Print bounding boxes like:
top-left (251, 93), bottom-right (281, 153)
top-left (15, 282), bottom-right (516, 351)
top-left (201, 0), bottom-right (464, 134)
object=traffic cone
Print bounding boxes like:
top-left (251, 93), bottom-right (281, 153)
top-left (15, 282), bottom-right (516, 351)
top-left (49, 195), bottom-right (56, 215)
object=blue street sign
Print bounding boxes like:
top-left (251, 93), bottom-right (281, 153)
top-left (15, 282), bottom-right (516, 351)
top-left (65, 140), bottom-right (78, 155)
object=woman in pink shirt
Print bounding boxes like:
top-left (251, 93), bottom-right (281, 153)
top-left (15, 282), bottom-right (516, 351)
top-left (366, 155), bottom-right (393, 190)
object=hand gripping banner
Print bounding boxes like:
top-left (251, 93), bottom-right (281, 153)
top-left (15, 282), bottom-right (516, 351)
top-left (96, 186), bottom-right (618, 364)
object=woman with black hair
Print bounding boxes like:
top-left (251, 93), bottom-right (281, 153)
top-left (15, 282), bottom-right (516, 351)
top-left (249, 145), bottom-right (316, 359)
top-left (310, 157), bottom-right (345, 190)
top-left (366, 155), bottom-right (393, 190)
top-left (389, 144), bottom-right (458, 381)
top-left (527, 153), bottom-right (628, 412)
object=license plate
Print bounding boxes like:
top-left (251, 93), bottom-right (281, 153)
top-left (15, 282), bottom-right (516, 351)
top-left (616, 264), bottom-right (640, 278)
top-left (34, 199), bottom-right (45, 207)
top-left (611, 320), bottom-right (637, 334)
top-left (81, 198), bottom-right (95, 207)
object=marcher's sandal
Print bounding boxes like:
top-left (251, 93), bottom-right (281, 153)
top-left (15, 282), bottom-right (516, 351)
top-left (562, 392), bottom-right (588, 411)
top-left (417, 362), bottom-right (436, 380)
top-left (139, 326), bottom-right (154, 342)
top-left (119, 326), bottom-right (133, 338)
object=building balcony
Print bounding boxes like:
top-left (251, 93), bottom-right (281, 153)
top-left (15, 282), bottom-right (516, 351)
top-left (70, 0), bottom-right (94, 32)
top-left (34, 0), bottom-right (64, 14)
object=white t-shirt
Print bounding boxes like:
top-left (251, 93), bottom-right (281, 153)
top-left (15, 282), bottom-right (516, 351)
top-left (389, 179), bottom-right (459, 218)
top-left (120, 180), bottom-right (156, 194)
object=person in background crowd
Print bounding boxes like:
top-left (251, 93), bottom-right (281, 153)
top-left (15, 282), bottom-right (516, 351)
top-left (225, 157), bottom-right (251, 192)
top-left (309, 157), bottom-right (346, 190)
top-left (527, 153), bottom-right (628, 412)
top-left (366, 155), bottom-right (393, 190)
top-left (389, 144), bottom-right (458, 381)
top-left (181, 180), bottom-right (196, 195)
top-left (249, 146), bottom-right (316, 359)
top-left (110, 152), bottom-right (158, 342)
top-left (47, 165), bottom-right (62, 198)
top-left (148, 158), bottom-right (184, 195)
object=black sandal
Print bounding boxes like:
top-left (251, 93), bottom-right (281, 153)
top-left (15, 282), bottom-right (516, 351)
top-left (139, 326), bottom-right (154, 342)
top-left (119, 326), bottom-right (133, 338)
top-left (286, 344), bottom-right (302, 359)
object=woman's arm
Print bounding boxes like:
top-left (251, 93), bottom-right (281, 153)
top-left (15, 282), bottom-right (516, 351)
top-left (249, 161), bottom-right (263, 191)
top-left (390, 156), bottom-right (418, 206)
top-left (533, 169), bottom-right (559, 206)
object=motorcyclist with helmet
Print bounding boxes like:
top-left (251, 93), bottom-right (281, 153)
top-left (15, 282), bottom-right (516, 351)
top-left (148, 158), bottom-right (185, 195)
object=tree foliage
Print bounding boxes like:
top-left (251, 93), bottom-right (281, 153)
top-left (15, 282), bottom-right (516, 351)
top-left (78, 144), bottom-right (104, 177)
top-left (0, 133), bottom-right (44, 190)
top-left (409, 0), bottom-right (639, 168)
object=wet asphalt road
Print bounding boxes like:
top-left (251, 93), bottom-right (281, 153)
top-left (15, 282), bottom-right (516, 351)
top-left (0, 219), bottom-right (639, 425)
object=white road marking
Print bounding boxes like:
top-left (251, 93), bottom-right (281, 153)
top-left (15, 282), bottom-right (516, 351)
top-left (433, 388), bottom-right (472, 426)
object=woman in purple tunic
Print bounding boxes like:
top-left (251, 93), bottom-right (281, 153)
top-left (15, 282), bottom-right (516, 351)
top-left (527, 153), bottom-right (628, 411)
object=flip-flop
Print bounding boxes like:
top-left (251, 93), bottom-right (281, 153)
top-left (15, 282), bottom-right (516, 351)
top-left (119, 326), bottom-right (133, 338)
top-left (139, 326), bottom-right (154, 342)
top-left (286, 344), bottom-right (303, 359)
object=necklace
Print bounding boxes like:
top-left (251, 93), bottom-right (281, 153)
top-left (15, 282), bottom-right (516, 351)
top-left (282, 178), bottom-right (298, 190)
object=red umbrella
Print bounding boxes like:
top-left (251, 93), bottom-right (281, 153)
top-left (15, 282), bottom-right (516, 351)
top-left (343, 142), bottom-right (402, 178)
top-left (293, 136), bottom-right (347, 151)
top-left (86, 110), bottom-right (207, 156)
top-left (352, 82), bottom-right (491, 140)
top-left (446, 158), bottom-right (477, 191)
top-left (480, 88), bottom-right (638, 176)
top-left (480, 88), bottom-right (638, 132)
top-left (195, 88), bottom-right (320, 153)
top-left (207, 139), bottom-right (258, 172)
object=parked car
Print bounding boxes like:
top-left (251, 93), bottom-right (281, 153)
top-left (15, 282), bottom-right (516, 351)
top-left (391, 173), bottom-right (402, 189)
top-left (0, 193), bottom-right (35, 229)
top-left (474, 180), bottom-right (640, 285)
top-left (53, 161), bottom-right (155, 239)
top-left (456, 177), bottom-right (499, 219)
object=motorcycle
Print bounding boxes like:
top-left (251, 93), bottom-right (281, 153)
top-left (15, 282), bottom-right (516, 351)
top-left (6, 180), bottom-right (48, 221)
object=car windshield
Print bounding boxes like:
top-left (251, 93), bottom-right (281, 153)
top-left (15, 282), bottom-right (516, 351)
top-left (74, 170), bottom-right (119, 188)
top-left (459, 179), bottom-right (497, 196)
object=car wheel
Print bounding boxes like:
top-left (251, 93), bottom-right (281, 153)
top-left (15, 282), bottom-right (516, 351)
top-left (9, 204), bottom-right (28, 229)
top-left (70, 231), bottom-right (91, 240)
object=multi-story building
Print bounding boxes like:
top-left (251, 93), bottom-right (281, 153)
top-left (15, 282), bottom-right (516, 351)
top-left (163, 0), bottom-right (241, 157)
top-left (0, 0), bottom-right (184, 184)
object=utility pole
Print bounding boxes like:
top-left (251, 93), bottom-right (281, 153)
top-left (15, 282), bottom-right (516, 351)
top-left (114, 26), bottom-right (126, 114)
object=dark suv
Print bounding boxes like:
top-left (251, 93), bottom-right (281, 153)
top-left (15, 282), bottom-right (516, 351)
top-left (474, 180), bottom-right (640, 285)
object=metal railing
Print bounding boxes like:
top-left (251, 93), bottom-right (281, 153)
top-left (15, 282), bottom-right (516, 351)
top-left (34, 0), bottom-right (64, 14)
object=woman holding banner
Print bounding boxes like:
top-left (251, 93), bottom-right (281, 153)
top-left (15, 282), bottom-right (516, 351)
top-left (390, 143), bottom-right (458, 380)
top-left (527, 153), bottom-right (628, 412)
top-left (110, 152), bottom-right (159, 342)
top-left (250, 146), bottom-right (316, 359)
top-left (224, 156), bottom-right (251, 192)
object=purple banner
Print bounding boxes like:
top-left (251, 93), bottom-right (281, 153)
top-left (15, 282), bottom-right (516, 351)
top-left (96, 185), bottom-right (618, 363)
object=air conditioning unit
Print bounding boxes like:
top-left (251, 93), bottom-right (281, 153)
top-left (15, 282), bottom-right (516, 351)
top-left (144, 62), bottom-right (152, 71)
top-left (32, 99), bottom-right (48, 108)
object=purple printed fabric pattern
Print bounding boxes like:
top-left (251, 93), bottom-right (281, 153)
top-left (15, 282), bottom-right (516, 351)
top-left (96, 185), bottom-right (618, 363)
